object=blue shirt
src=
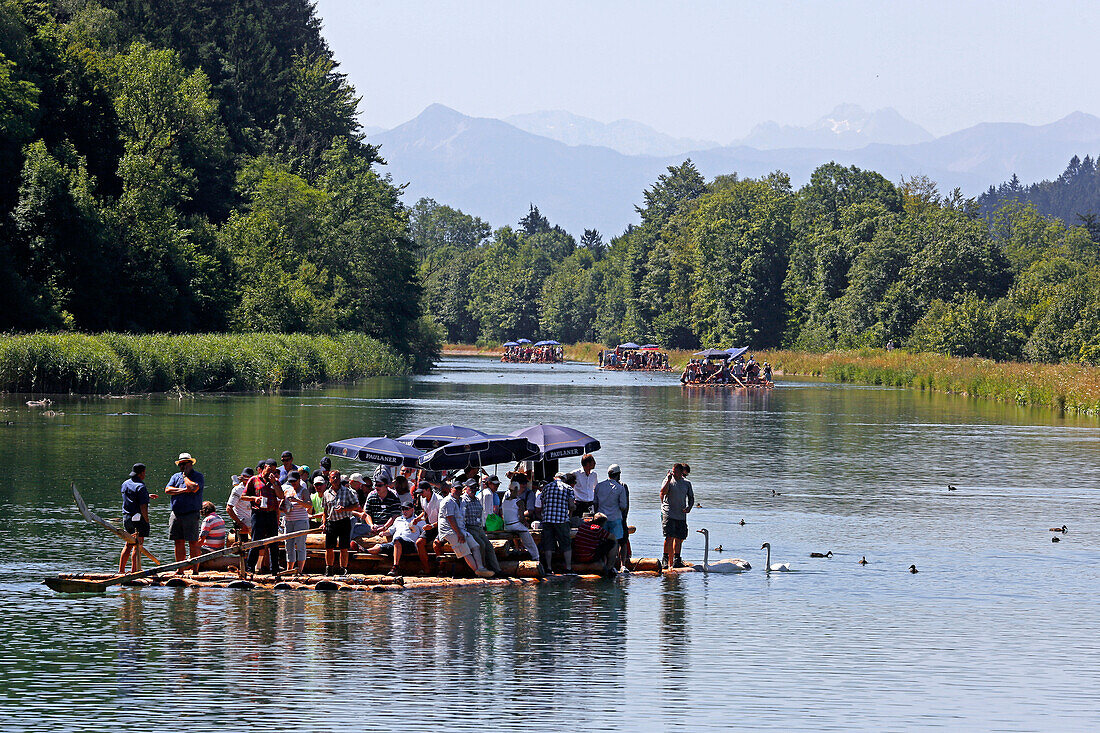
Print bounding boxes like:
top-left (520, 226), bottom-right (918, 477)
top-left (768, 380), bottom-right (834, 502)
top-left (121, 478), bottom-right (149, 517)
top-left (167, 470), bottom-right (204, 514)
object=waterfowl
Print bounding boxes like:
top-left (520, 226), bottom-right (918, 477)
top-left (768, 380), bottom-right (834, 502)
top-left (760, 542), bottom-right (791, 572)
top-left (909, 565), bottom-right (918, 573)
top-left (694, 529), bottom-right (750, 573)
top-left (1051, 536), bottom-right (1060, 543)
top-left (810, 551), bottom-right (833, 558)
top-left (1048, 525), bottom-right (1068, 533)
top-left (858, 556), bottom-right (868, 565)
top-left (947, 485), bottom-right (957, 491)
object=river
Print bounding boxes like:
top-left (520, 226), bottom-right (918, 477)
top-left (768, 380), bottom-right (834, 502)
top-left (1, 357), bottom-right (1097, 731)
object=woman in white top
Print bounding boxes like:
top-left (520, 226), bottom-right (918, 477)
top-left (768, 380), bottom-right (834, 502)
top-left (502, 482), bottom-right (540, 564)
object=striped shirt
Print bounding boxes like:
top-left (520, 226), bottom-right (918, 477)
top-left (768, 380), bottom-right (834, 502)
top-left (461, 493), bottom-right (483, 528)
top-left (539, 481), bottom-right (574, 524)
top-left (199, 513), bottom-right (228, 550)
top-left (324, 486), bottom-right (358, 522)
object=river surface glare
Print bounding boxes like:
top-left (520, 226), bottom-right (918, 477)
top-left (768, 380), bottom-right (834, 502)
top-left (1, 357), bottom-right (1098, 731)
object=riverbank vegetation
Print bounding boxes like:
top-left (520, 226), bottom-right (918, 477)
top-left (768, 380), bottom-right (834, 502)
top-left (417, 158), bottom-right (1100, 369)
top-left (0, 1), bottom-right (437, 364)
top-left (0, 332), bottom-right (410, 394)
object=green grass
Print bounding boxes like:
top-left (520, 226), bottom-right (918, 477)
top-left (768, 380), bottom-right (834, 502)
top-left (0, 332), bottom-right (411, 394)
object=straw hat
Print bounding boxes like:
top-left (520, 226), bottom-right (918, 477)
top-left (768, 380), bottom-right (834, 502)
top-left (175, 452), bottom-right (196, 465)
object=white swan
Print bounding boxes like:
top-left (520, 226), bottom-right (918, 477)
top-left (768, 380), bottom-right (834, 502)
top-left (694, 529), bottom-right (751, 573)
top-left (760, 542), bottom-right (791, 572)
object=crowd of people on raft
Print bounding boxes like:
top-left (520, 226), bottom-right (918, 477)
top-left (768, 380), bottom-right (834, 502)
top-left (501, 344), bottom-right (563, 363)
top-left (117, 450), bottom-right (707, 579)
top-left (680, 354), bottom-right (772, 386)
top-left (599, 348), bottom-right (670, 371)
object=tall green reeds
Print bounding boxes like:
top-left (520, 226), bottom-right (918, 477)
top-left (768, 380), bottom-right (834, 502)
top-left (0, 332), bottom-right (410, 394)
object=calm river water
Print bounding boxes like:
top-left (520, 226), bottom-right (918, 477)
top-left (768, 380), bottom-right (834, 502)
top-left (1, 357), bottom-right (1098, 731)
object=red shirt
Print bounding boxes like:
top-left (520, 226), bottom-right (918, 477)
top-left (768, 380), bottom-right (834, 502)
top-left (572, 522), bottom-right (610, 563)
top-left (245, 475), bottom-right (279, 513)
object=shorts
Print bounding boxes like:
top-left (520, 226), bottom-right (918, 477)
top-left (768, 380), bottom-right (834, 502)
top-left (605, 519), bottom-right (624, 540)
top-left (326, 517), bottom-right (352, 549)
top-left (540, 522), bottom-right (571, 554)
top-left (662, 514), bottom-right (688, 540)
top-left (168, 511), bottom-right (200, 541)
top-left (123, 516), bottom-right (150, 538)
top-left (439, 532), bottom-right (473, 558)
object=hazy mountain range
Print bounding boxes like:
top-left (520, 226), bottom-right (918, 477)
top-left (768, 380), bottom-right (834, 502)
top-left (369, 104), bottom-right (1100, 236)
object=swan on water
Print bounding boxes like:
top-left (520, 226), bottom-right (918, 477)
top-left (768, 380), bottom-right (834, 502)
top-left (694, 529), bottom-right (750, 573)
top-left (810, 550), bottom-right (833, 558)
top-left (1048, 525), bottom-right (1067, 533)
top-left (760, 542), bottom-right (791, 572)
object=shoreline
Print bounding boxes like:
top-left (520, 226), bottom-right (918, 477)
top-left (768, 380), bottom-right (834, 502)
top-left (443, 343), bottom-right (1100, 416)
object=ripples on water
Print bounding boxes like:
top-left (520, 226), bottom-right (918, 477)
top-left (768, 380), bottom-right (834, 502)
top-left (1, 358), bottom-right (1099, 730)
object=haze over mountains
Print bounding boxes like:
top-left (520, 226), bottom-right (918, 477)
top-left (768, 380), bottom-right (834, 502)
top-left (369, 104), bottom-right (1100, 236)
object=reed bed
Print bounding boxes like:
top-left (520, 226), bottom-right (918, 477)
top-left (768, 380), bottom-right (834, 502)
top-left (0, 332), bottom-right (410, 394)
top-left (758, 348), bottom-right (1100, 416)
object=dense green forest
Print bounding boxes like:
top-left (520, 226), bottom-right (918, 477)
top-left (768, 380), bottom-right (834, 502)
top-left (979, 155), bottom-right (1100, 236)
top-left (416, 160), bottom-right (1100, 364)
top-left (0, 0), bottom-right (435, 365)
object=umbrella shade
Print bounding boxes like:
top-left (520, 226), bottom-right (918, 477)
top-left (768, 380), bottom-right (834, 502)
top-left (694, 347), bottom-right (731, 358)
top-left (396, 424), bottom-right (490, 450)
top-left (516, 338), bottom-right (532, 344)
top-left (502, 341), bottom-right (518, 347)
top-left (726, 346), bottom-right (749, 360)
top-left (326, 437), bottom-right (425, 467)
top-left (509, 423), bottom-right (601, 461)
top-left (417, 435), bottom-right (540, 470)
top-left (618, 342), bottom-right (640, 349)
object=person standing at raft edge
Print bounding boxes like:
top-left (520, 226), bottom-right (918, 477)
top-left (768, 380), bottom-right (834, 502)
top-left (659, 463), bottom-right (694, 569)
top-left (119, 463), bottom-right (155, 573)
top-left (572, 453), bottom-right (598, 518)
top-left (165, 452), bottom-right (204, 571)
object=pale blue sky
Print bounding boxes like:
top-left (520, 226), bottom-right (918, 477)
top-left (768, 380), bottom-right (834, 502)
top-left (315, 0), bottom-right (1100, 142)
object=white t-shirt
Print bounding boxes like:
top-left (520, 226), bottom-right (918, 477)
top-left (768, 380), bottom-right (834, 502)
top-left (572, 469), bottom-right (598, 503)
top-left (226, 482), bottom-right (252, 525)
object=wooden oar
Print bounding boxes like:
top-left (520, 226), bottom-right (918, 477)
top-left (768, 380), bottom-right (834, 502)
top-left (43, 527), bottom-right (315, 593)
top-left (72, 483), bottom-right (161, 566)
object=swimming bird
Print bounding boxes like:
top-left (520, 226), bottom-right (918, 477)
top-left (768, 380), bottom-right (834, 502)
top-left (810, 551), bottom-right (833, 558)
top-left (858, 556), bottom-right (868, 565)
top-left (1048, 525), bottom-right (1068, 533)
top-left (739, 518), bottom-right (746, 526)
top-left (1051, 536), bottom-right (1061, 543)
top-left (947, 485), bottom-right (957, 491)
top-left (760, 542), bottom-right (791, 572)
top-left (909, 565), bottom-right (918, 573)
top-left (693, 529), bottom-right (750, 573)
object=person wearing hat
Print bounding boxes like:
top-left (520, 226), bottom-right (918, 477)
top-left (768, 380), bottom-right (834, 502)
top-left (226, 467), bottom-right (255, 559)
top-left (119, 463), bottom-right (155, 573)
top-left (595, 464), bottom-right (630, 569)
top-left (278, 450), bottom-right (298, 484)
top-left (366, 501), bottom-right (430, 576)
top-left (164, 452), bottom-right (205, 569)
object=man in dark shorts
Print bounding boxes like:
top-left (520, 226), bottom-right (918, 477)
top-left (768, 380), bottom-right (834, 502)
top-left (660, 463), bottom-right (694, 569)
top-left (165, 452), bottom-right (204, 570)
top-left (322, 470), bottom-right (361, 576)
top-left (120, 463), bottom-right (155, 573)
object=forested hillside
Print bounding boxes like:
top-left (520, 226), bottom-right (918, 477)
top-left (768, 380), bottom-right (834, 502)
top-left (0, 0), bottom-right (433, 360)
top-left (417, 161), bottom-right (1100, 365)
top-left (979, 154), bottom-right (1100, 236)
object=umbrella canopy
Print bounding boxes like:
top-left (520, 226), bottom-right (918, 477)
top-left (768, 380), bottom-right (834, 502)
top-left (618, 342), bottom-right (640, 349)
top-left (694, 347), bottom-right (731, 359)
top-left (396, 424), bottom-right (490, 450)
top-left (502, 341), bottom-right (519, 347)
top-left (417, 435), bottom-right (540, 470)
top-left (726, 346), bottom-right (750, 360)
top-left (509, 423), bottom-right (601, 461)
top-left (325, 437), bottom-right (425, 467)
top-left (516, 338), bottom-right (532, 344)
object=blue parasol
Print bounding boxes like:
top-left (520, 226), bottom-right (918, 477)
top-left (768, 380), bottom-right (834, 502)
top-left (417, 435), bottom-right (540, 470)
top-left (509, 423), bottom-right (600, 461)
top-left (326, 437), bottom-right (425, 467)
top-left (396, 424), bottom-right (490, 450)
